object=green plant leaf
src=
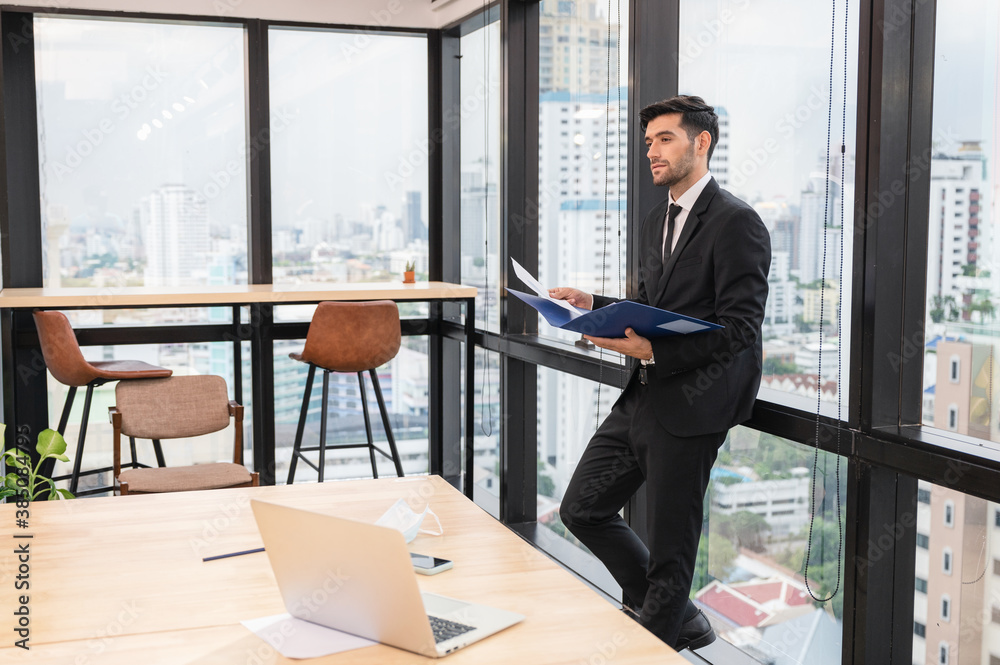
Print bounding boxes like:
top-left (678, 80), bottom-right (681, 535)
top-left (3, 472), bottom-right (21, 490)
top-left (52, 488), bottom-right (74, 500)
top-left (2, 450), bottom-right (28, 471)
top-left (36, 429), bottom-right (67, 459)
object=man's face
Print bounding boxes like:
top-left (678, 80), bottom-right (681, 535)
top-left (644, 113), bottom-right (698, 188)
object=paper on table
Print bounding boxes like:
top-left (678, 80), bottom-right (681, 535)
top-left (242, 613), bottom-right (376, 659)
top-left (510, 258), bottom-right (582, 316)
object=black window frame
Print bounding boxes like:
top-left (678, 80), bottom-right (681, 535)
top-left (2, 2), bottom-right (1000, 665)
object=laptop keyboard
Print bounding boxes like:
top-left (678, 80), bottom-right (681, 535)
top-left (429, 615), bottom-right (475, 643)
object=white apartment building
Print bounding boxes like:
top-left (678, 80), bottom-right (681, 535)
top-left (142, 184), bottom-right (208, 286)
top-left (925, 149), bottom-right (991, 310)
top-left (711, 471), bottom-right (811, 538)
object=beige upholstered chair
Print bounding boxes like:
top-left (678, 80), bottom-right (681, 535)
top-left (286, 300), bottom-right (404, 483)
top-left (33, 309), bottom-right (173, 495)
top-left (109, 375), bottom-right (258, 495)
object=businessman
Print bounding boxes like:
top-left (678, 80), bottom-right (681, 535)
top-left (550, 96), bottom-right (770, 650)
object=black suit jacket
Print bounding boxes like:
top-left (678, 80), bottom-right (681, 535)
top-left (593, 178), bottom-right (771, 437)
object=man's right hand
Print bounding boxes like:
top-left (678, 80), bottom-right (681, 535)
top-left (548, 288), bottom-right (593, 310)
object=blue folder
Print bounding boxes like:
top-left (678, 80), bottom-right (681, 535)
top-left (506, 288), bottom-right (723, 338)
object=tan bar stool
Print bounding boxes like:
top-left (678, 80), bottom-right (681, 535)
top-left (33, 309), bottom-right (173, 495)
top-left (109, 375), bottom-right (258, 495)
top-left (286, 300), bottom-right (405, 483)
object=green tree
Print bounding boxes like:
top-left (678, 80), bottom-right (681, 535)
top-left (930, 294), bottom-right (959, 322)
top-left (793, 313), bottom-right (814, 333)
top-left (763, 356), bottom-right (800, 375)
top-left (537, 456), bottom-right (556, 497)
top-left (801, 515), bottom-right (845, 619)
top-left (945, 295), bottom-right (960, 321)
top-left (966, 292), bottom-right (995, 322)
top-left (538, 473), bottom-right (556, 498)
top-left (714, 510), bottom-right (772, 552)
top-left (690, 531), bottom-right (739, 595)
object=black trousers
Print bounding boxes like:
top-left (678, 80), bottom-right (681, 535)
top-left (559, 379), bottom-right (724, 647)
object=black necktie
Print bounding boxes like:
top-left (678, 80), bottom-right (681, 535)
top-left (664, 203), bottom-right (682, 261)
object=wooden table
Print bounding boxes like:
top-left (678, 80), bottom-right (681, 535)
top-left (0, 476), bottom-right (684, 663)
top-left (0, 282), bottom-right (476, 490)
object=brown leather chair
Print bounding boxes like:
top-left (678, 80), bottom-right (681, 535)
top-left (109, 375), bottom-right (258, 495)
top-left (286, 300), bottom-right (404, 483)
top-left (33, 309), bottom-right (173, 495)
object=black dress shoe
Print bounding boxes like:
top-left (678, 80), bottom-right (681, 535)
top-left (674, 609), bottom-right (716, 651)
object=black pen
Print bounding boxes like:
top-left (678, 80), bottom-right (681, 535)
top-left (202, 547), bottom-right (265, 562)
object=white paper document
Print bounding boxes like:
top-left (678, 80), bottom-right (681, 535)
top-left (507, 258), bottom-right (722, 338)
top-left (510, 258), bottom-right (582, 316)
top-left (242, 613), bottom-right (376, 659)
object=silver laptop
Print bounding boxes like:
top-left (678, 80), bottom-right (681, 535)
top-left (250, 499), bottom-right (524, 658)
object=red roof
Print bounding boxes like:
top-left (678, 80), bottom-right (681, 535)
top-left (731, 579), bottom-right (811, 607)
top-left (735, 581), bottom-right (783, 604)
top-left (696, 581), bottom-right (773, 628)
top-left (696, 577), bottom-right (813, 628)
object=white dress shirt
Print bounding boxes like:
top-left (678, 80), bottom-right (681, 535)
top-left (662, 170), bottom-right (713, 257)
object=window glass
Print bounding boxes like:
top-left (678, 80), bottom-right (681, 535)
top-left (466, 348), bottom-right (501, 516)
top-left (537, 365), bottom-right (624, 573)
top-left (921, 0), bottom-right (999, 446)
top-left (696, 427), bottom-right (845, 663)
top-left (269, 28), bottom-right (428, 286)
top-left (50, 340), bottom-right (251, 496)
top-left (536, 0), bottom-right (628, 346)
top-left (679, 0), bottom-right (858, 418)
top-left (35, 16), bottom-right (247, 292)
top-left (911, 480), bottom-right (999, 664)
top-left (272, 336), bottom-right (429, 483)
top-left (460, 17), bottom-right (501, 332)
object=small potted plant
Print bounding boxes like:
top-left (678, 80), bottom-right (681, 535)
top-left (403, 260), bottom-right (416, 284)
top-left (0, 426), bottom-right (75, 501)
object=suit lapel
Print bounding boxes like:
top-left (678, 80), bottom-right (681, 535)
top-left (656, 179), bottom-right (719, 297)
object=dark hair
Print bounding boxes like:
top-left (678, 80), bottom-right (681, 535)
top-left (639, 95), bottom-right (719, 164)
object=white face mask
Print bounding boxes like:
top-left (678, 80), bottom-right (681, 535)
top-left (374, 498), bottom-right (443, 543)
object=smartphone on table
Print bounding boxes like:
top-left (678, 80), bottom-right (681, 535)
top-left (410, 552), bottom-right (453, 575)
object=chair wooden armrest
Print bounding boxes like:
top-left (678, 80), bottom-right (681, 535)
top-left (108, 406), bottom-right (123, 489)
top-left (229, 400), bottom-right (244, 465)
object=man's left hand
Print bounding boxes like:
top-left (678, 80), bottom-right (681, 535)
top-left (584, 328), bottom-right (653, 361)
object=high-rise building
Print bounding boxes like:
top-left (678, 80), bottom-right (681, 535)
top-left (403, 190), bottom-right (426, 242)
top-left (714, 107), bottom-right (731, 189)
top-left (925, 146), bottom-right (990, 314)
top-left (460, 170), bottom-right (495, 262)
top-left (764, 251), bottom-right (796, 337)
top-left (537, 89), bottom-right (628, 316)
top-left (142, 184), bottom-right (208, 287)
top-left (913, 481), bottom-right (999, 665)
top-left (932, 339), bottom-right (998, 440)
top-left (798, 171), bottom-right (842, 285)
top-left (539, 0), bottom-right (618, 95)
